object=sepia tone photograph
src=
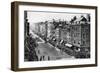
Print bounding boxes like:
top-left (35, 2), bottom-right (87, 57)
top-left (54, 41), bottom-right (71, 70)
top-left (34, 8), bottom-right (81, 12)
top-left (24, 11), bottom-right (90, 62)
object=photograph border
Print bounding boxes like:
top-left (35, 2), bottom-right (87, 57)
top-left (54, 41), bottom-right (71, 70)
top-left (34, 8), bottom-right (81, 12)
top-left (11, 1), bottom-right (98, 71)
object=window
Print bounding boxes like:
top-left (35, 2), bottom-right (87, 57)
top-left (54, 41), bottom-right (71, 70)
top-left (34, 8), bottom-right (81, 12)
top-left (83, 33), bottom-right (85, 38)
top-left (83, 41), bottom-right (85, 45)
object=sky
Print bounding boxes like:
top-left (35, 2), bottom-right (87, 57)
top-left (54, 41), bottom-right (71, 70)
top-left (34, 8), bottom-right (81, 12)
top-left (27, 11), bottom-right (89, 24)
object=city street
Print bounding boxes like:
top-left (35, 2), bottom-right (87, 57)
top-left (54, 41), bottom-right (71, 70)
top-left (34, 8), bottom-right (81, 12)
top-left (36, 42), bottom-right (73, 61)
top-left (24, 10), bottom-right (91, 62)
top-left (30, 30), bottom-right (74, 61)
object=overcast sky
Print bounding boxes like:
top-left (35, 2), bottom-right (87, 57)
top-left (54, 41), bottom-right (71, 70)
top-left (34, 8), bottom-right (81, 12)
top-left (27, 11), bottom-right (88, 24)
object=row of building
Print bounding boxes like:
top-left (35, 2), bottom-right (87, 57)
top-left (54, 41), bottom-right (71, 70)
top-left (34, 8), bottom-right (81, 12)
top-left (32, 15), bottom-right (90, 51)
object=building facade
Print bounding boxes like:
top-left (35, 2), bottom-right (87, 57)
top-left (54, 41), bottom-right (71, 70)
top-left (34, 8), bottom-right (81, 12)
top-left (70, 18), bottom-right (90, 51)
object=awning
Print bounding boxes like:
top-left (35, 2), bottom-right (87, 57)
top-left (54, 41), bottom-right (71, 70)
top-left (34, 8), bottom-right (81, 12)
top-left (65, 43), bottom-right (72, 47)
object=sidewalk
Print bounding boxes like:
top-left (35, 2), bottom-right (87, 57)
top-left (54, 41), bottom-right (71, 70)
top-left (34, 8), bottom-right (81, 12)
top-left (30, 30), bottom-right (45, 43)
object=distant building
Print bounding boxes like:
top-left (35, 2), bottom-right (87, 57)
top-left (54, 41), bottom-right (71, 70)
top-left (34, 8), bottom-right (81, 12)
top-left (60, 25), bottom-right (71, 44)
top-left (34, 22), bottom-right (46, 36)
